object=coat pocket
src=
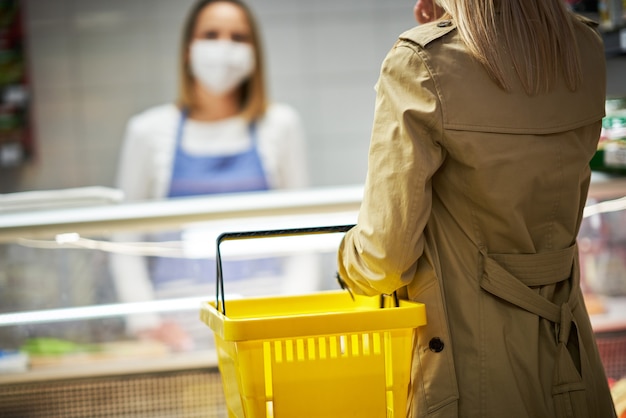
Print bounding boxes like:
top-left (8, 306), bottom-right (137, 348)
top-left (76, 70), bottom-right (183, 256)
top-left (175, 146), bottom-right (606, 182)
top-left (407, 275), bottom-right (459, 417)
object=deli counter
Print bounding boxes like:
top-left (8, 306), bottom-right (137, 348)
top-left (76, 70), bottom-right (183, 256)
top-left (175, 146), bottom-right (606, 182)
top-left (0, 185), bottom-right (361, 417)
top-left (1, 180), bottom-right (626, 417)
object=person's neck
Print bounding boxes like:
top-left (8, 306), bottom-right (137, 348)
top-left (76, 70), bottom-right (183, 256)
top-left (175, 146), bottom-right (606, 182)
top-left (189, 85), bottom-right (241, 122)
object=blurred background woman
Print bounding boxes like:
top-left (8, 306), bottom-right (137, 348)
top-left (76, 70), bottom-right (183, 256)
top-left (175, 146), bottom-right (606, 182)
top-left (116, 0), bottom-right (308, 201)
top-left (112, 0), bottom-right (309, 351)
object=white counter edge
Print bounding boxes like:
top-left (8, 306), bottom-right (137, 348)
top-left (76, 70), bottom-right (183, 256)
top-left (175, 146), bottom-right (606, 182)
top-left (0, 184), bottom-right (364, 243)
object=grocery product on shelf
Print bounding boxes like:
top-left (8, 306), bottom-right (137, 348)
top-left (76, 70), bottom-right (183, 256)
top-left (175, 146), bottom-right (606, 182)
top-left (578, 191), bottom-right (626, 296)
top-left (611, 377), bottom-right (626, 418)
top-left (591, 97), bottom-right (626, 175)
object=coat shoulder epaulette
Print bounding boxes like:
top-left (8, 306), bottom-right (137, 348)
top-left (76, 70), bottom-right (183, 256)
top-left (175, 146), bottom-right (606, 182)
top-left (399, 20), bottom-right (456, 48)
top-left (573, 13), bottom-right (599, 29)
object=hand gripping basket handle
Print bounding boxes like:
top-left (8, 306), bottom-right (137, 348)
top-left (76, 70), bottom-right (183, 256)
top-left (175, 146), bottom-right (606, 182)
top-left (215, 224), bottom-right (355, 315)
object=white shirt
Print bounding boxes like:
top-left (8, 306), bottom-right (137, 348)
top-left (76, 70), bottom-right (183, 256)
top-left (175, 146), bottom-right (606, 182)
top-left (111, 102), bottom-right (311, 333)
top-left (116, 102), bottom-right (309, 201)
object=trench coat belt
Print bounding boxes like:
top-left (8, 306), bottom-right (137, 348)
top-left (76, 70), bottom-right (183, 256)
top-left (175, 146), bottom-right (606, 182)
top-left (478, 244), bottom-right (587, 402)
top-left (479, 244), bottom-right (578, 330)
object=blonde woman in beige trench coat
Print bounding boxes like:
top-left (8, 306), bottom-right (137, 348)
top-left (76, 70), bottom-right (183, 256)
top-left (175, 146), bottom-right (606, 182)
top-left (337, 0), bottom-right (617, 417)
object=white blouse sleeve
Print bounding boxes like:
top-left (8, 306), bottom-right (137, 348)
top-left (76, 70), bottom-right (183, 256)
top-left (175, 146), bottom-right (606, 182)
top-left (111, 110), bottom-right (164, 333)
top-left (279, 106), bottom-right (309, 189)
top-left (259, 103), bottom-right (310, 189)
top-left (116, 116), bottom-right (155, 202)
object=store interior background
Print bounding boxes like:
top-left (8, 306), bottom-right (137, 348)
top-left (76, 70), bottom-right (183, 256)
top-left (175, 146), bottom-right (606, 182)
top-left (1, 0), bottom-right (625, 195)
top-left (0, 0), bottom-right (416, 194)
top-left (0, 3), bottom-right (625, 416)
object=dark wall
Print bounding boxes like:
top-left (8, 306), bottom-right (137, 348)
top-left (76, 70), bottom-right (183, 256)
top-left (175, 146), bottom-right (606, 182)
top-left (607, 56), bottom-right (626, 98)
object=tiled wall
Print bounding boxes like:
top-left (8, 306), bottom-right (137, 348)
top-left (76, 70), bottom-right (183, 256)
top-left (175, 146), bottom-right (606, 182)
top-left (0, 0), bottom-right (417, 193)
top-left (3, 1), bottom-right (625, 194)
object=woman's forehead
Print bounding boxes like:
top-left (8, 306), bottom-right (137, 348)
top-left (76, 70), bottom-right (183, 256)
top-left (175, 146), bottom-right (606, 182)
top-left (194, 2), bottom-right (251, 34)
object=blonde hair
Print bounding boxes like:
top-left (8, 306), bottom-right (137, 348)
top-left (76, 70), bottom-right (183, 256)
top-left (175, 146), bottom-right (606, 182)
top-left (176, 0), bottom-right (268, 121)
top-left (436, 0), bottom-right (583, 95)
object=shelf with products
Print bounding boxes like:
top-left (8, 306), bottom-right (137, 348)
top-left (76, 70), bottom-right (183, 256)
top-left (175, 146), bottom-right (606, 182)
top-left (590, 98), bottom-right (626, 176)
top-left (573, 0), bottom-right (626, 55)
top-left (585, 97), bottom-right (626, 354)
top-left (598, 0), bottom-right (626, 55)
top-left (601, 25), bottom-right (626, 55)
top-left (0, 0), bottom-right (34, 168)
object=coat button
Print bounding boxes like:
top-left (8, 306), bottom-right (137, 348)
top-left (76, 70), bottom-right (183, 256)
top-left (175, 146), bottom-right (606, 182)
top-left (437, 20), bottom-right (452, 28)
top-left (429, 337), bottom-right (445, 353)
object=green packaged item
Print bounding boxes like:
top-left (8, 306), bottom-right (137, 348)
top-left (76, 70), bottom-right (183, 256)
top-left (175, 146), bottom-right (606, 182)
top-left (591, 104), bottom-right (626, 175)
top-left (20, 338), bottom-right (99, 356)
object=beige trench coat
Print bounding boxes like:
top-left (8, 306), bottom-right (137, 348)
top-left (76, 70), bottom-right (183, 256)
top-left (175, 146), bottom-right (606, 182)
top-left (337, 15), bottom-right (617, 418)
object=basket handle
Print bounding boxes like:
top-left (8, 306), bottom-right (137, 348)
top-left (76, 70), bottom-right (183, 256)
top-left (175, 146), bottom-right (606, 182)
top-left (215, 224), bottom-right (355, 315)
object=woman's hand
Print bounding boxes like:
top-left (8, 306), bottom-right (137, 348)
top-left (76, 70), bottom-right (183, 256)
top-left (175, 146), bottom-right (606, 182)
top-left (137, 320), bottom-right (195, 352)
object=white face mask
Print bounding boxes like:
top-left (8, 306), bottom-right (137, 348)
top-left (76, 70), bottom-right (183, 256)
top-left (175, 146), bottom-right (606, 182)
top-left (189, 39), bottom-right (255, 95)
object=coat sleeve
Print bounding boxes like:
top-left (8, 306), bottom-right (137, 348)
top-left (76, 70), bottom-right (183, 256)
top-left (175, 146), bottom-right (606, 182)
top-left (337, 41), bottom-right (445, 296)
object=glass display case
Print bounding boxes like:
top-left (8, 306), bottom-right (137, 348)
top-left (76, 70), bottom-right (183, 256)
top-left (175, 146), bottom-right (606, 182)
top-left (0, 185), bottom-right (361, 418)
top-left (578, 174), bottom-right (626, 402)
top-left (1, 178), bottom-right (625, 417)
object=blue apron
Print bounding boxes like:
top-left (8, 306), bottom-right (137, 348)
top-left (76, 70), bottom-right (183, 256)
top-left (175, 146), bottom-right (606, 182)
top-left (150, 110), bottom-right (281, 289)
top-left (167, 110), bottom-right (269, 197)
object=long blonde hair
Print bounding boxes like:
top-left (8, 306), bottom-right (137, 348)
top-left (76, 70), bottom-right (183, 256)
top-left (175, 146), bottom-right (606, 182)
top-left (176, 0), bottom-right (268, 121)
top-left (436, 0), bottom-right (583, 95)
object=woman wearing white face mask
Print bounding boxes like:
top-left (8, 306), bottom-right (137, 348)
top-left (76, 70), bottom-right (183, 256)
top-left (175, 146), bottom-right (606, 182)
top-left (117, 0), bottom-right (307, 200)
top-left (112, 0), bottom-right (309, 351)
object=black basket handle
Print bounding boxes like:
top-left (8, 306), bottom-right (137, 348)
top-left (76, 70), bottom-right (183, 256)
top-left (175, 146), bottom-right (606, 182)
top-left (215, 224), bottom-right (355, 315)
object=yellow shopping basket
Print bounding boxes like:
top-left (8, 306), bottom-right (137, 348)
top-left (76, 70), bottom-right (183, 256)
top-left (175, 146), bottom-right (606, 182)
top-left (200, 225), bottom-right (427, 418)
